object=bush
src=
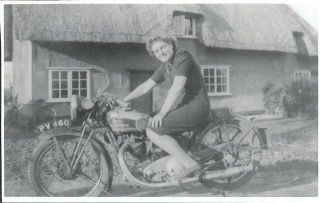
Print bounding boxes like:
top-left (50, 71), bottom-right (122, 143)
top-left (4, 87), bottom-right (13, 104)
top-left (283, 79), bottom-right (318, 119)
top-left (262, 79), bottom-right (318, 119)
top-left (262, 82), bottom-right (284, 114)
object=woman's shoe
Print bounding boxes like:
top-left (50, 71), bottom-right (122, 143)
top-left (172, 164), bottom-right (201, 180)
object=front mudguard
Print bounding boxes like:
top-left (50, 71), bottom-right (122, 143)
top-left (38, 127), bottom-right (112, 162)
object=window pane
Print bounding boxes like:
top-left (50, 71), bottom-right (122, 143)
top-left (72, 72), bottom-right (79, 79)
top-left (61, 71), bottom-right (68, 79)
top-left (217, 69), bottom-right (221, 76)
top-left (223, 85), bottom-right (227, 92)
top-left (217, 77), bottom-right (221, 84)
top-left (222, 69), bottom-right (227, 76)
top-left (52, 90), bottom-right (59, 98)
top-left (217, 85), bottom-right (222, 92)
top-left (205, 85), bottom-right (209, 92)
top-left (72, 90), bottom-right (79, 95)
top-left (187, 29), bottom-right (193, 36)
top-left (61, 81), bottom-right (68, 89)
top-left (80, 89), bottom-right (87, 97)
top-left (184, 18), bottom-right (192, 35)
top-left (210, 85), bottom-right (215, 92)
top-left (204, 69), bottom-right (208, 76)
top-left (80, 80), bottom-right (87, 88)
top-left (204, 77), bottom-right (209, 85)
top-left (210, 77), bottom-right (215, 84)
top-left (61, 90), bottom-right (68, 98)
top-left (52, 81), bottom-right (59, 89)
top-left (80, 71), bottom-right (87, 79)
top-left (72, 81), bottom-right (79, 88)
top-left (52, 71), bottom-right (59, 79)
top-left (209, 69), bottom-right (215, 76)
top-left (222, 77), bottom-right (227, 84)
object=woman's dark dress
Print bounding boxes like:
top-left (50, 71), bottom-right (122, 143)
top-left (147, 49), bottom-right (210, 136)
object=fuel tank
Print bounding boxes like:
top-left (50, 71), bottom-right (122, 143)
top-left (107, 108), bottom-right (149, 132)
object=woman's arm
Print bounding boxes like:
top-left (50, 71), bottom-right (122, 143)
top-left (123, 79), bottom-right (157, 102)
top-left (150, 76), bottom-right (187, 128)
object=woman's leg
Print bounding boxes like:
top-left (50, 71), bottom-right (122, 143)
top-left (146, 129), bottom-right (198, 168)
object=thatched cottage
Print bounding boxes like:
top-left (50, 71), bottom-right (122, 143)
top-left (4, 4), bottom-right (318, 116)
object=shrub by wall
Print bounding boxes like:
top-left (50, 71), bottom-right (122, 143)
top-left (283, 79), bottom-right (318, 119)
top-left (261, 82), bottom-right (284, 114)
top-left (262, 79), bottom-right (318, 119)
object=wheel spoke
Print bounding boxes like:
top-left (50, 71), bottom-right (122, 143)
top-left (199, 119), bottom-right (262, 190)
top-left (77, 172), bottom-right (111, 195)
top-left (34, 138), bottom-right (107, 196)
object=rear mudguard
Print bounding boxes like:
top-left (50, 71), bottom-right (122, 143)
top-left (257, 127), bottom-right (268, 149)
top-left (234, 114), bottom-right (268, 149)
top-left (199, 116), bottom-right (268, 149)
top-left (38, 127), bottom-right (111, 160)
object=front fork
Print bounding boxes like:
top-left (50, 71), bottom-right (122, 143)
top-left (53, 124), bottom-right (95, 174)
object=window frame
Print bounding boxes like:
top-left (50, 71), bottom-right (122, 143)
top-left (293, 70), bottom-right (311, 79)
top-left (47, 67), bottom-right (91, 102)
top-left (179, 15), bottom-right (197, 39)
top-left (200, 65), bottom-right (231, 96)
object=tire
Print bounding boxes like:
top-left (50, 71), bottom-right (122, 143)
top-left (4, 109), bottom-right (15, 133)
top-left (198, 117), bottom-right (263, 191)
top-left (31, 108), bottom-right (56, 133)
top-left (28, 136), bottom-right (113, 197)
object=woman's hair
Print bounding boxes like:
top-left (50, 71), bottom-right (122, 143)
top-left (146, 35), bottom-right (178, 58)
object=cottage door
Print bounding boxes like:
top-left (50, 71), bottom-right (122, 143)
top-left (130, 71), bottom-right (153, 115)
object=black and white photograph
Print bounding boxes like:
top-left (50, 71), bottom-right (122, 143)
top-left (1, 0), bottom-right (319, 201)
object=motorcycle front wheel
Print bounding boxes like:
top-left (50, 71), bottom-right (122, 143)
top-left (28, 136), bottom-right (113, 197)
top-left (198, 116), bottom-right (263, 191)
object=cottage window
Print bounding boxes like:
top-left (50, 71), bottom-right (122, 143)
top-left (174, 14), bottom-right (197, 38)
top-left (294, 70), bottom-right (311, 79)
top-left (201, 65), bottom-right (231, 96)
top-left (183, 16), bottom-right (196, 37)
top-left (292, 31), bottom-right (309, 55)
top-left (48, 67), bottom-right (91, 102)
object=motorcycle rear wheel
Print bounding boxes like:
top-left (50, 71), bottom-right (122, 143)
top-left (198, 117), bottom-right (263, 191)
top-left (28, 136), bottom-right (112, 197)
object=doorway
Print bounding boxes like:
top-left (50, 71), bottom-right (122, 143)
top-left (130, 70), bottom-right (153, 115)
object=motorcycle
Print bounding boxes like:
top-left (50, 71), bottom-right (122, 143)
top-left (28, 92), bottom-right (268, 197)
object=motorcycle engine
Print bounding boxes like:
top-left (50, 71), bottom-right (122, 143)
top-left (143, 155), bottom-right (185, 182)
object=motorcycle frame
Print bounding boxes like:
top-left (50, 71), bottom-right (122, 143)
top-left (37, 99), bottom-right (268, 192)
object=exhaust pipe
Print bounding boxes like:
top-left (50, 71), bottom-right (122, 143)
top-left (180, 165), bottom-right (254, 185)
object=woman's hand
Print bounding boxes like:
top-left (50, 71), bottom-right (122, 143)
top-left (148, 112), bottom-right (165, 128)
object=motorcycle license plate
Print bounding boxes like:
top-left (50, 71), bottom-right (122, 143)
top-left (37, 118), bottom-right (71, 133)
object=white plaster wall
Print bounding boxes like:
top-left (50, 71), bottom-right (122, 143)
top-left (13, 40), bottom-right (32, 103)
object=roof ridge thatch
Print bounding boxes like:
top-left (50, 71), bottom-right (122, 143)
top-left (9, 4), bottom-right (318, 56)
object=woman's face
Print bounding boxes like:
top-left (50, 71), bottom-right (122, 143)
top-left (151, 41), bottom-right (174, 62)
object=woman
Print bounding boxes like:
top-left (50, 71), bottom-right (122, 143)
top-left (123, 35), bottom-right (210, 179)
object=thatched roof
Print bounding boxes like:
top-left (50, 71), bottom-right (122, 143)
top-left (10, 4), bottom-right (318, 56)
